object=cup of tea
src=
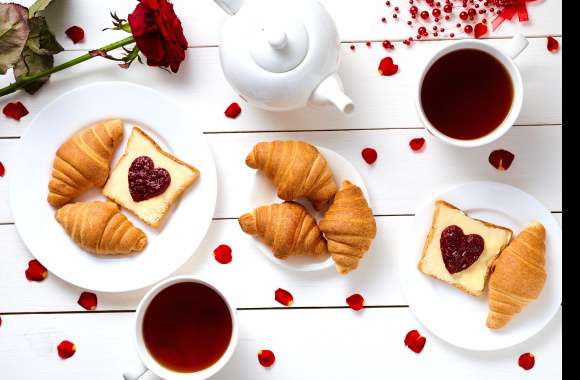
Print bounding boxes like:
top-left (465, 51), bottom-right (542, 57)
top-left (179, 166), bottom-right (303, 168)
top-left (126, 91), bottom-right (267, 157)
top-left (123, 276), bottom-right (238, 380)
top-left (416, 33), bottom-right (529, 148)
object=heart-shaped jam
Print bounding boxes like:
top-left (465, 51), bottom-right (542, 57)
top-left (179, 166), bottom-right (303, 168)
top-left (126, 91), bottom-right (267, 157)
top-left (440, 225), bottom-right (485, 274)
top-left (128, 156), bottom-right (171, 202)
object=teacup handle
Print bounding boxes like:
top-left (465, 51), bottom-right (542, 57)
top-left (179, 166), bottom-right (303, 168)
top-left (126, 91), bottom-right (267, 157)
top-left (504, 33), bottom-right (529, 60)
top-left (123, 362), bottom-right (161, 380)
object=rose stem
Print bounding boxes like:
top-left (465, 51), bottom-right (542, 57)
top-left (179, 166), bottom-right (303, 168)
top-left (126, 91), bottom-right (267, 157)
top-left (0, 36), bottom-right (136, 98)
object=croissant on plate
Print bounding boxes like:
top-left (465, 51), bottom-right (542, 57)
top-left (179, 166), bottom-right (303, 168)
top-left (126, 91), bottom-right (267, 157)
top-left (55, 201), bottom-right (148, 255)
top-left (319, 181), bottom-right (377, 274)
top-left (245, 140), bottom-right (337, 211)
top-left (486, 222), bottom-right (547, 329)
top-left (48, 119), bottom-right (124, 207)
top-left (239, 201), bottom-right (327, 259)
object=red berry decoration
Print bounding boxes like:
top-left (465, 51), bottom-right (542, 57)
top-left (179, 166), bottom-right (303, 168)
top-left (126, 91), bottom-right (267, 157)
top-left (361, 148), bottom-right (378, 165)
top-left (274, 288), bottom-right (294, 306)
top-left (346, 294), bottom-right (365, 311)
top-left (432, 8), bottom-right (441, 17)
top-left (518, 353), bottom-right (535, 370)
top-left (25, 259), bottom-right (48, 281)
top-left (459, 11), bottom-right (468, 20)
top-left (77, 292), bottom-right (98, 310)
top-left (404, 329), bottom-right (427, 353)
top-left (57, 340), bottom-right (76, 359)
top-left (443, 4), bottom-right (452, 13)
top-left (224, 102), bottom-right (242, 118)
top-left (65, 26), bottom-right (85, 44)
top-left (0, 161), bottom-right (5, 177)
top-left (488, 149), bottom-right (515, 171)
top-left (378, 57), bottom-right (398, 76)
top-left (2, 102), bottom-right (29, 121)
top-left (420, 10), bottom-right (429, 19)
top-left (258, 350), bottom-right (276, 367)
top-left (474, 23), bottom-right (488, 39)
top-left (547, 36), bottom-right (559, 53)
top-left (464, 25), bottom-right (473, 33)
top-left (409, 137), bottom-right (425, 152)
top-left (213, 244), bottom-right (233, 264)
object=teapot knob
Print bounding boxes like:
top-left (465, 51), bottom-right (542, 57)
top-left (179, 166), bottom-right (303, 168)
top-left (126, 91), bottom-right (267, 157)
top-left (265, 28), bottom-right (288, 50)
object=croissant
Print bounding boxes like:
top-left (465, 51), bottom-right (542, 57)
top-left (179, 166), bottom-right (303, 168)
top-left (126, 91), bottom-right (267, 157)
top-left (245, 140), bottom-right (337, 211)
top-left (239, 202), bottom-right (327, 259)
top-left (319, 181), bottom-right (377, 274)
top-left (486, 222), bottom-right (547, 329)
top-left (48, 119), bottom-right (124, 207)
top-left (55, 201), bottom-right (148, 255)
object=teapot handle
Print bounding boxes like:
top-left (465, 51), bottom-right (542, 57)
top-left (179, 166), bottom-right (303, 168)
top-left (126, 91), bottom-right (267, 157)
top-left (214, 0), bottom-right (243, 15)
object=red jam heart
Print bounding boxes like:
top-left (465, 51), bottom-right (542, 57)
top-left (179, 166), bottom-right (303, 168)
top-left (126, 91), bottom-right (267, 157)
top-left (440, 225), bottom-right (485, 274)
top-left (128, 156), bottom-right (171, 202)
top-left (474, 23), bottom-right (488, 39)
top-left (378, 57), bottom-right (398, 76)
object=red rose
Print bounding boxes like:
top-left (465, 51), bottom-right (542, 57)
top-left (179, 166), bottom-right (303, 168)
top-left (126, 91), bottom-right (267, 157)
top-left (128, 0), bottom-right (188, 73)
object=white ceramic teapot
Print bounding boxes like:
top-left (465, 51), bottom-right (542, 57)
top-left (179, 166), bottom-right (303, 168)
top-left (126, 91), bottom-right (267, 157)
top-left (213, 0), bottom-right (354, 114)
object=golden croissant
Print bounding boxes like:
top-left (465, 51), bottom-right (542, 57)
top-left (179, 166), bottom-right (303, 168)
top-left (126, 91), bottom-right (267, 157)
top-left (486, 222), bottom-right (547, 329)
top-left (245, 140), bottom-right (337, 211)
top-left (239, 202), bottom-right (327, 259)
top-left (56, 201), bottom-right (148, 255)
top-left (319, 181), bottom-right (376, 274)
top-left (48, 119), bottom-right (124, 207)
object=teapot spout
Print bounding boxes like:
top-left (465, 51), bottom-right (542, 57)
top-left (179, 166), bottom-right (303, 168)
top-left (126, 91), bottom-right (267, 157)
top-left (310, 74), bottom-right (354, 114)
top-left (214, 0), bottom-right (243, 15)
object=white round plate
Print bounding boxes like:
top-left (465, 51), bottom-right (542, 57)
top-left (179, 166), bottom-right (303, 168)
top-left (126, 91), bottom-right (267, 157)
top-left (399, 181), bottom-right (562, 350)
top-left (248, 147), bottom-right (369, 271)
top-left (10, 82), bottom-right (217, 292)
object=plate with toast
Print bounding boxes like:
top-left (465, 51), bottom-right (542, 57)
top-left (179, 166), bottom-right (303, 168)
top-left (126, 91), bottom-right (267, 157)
top-left (10, 82), bottom-right (217, 292)
top-left (398, 181), bottom-right (562, 350)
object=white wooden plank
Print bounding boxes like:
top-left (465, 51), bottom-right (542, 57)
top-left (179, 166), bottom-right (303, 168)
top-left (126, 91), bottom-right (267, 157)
top-left (15, 0), bottom-right (562, 49)
top-left (0, 125), bottom-right (562, 223)
top-left (0, 309), bottom-right (562, 380)
top-left (0, 37), bottom-right (562, 136)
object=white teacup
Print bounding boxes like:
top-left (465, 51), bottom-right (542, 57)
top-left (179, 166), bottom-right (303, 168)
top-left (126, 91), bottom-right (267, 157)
top-left (123, 276), bottom-right (238, 380)
top-left (416, 33), bottom-right (529, 148)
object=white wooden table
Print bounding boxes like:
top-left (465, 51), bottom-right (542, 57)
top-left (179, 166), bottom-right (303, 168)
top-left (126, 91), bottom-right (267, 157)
top-left (0, 1), bottom-right (562, 379)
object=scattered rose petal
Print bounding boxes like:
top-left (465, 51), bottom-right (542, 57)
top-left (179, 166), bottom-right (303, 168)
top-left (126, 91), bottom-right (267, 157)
top-left (258, 349), bottom-right (276, 367)
top-left (405, 329), bottom-right (426, 353)
top-left (518, 352), bottom-right (535, 370)
top-left (361, 148), bottom-right (378, 165)
top-left (488, 149), bottom-right (515, 171)
top-left (57, 340), bottom-right (76, 359)
top-left (77, 292), bottom-right (97, 311)
top-left (474, 23), bottom-right (488, 39)
top-left (378, 57), bottom-right (398, 76)
top-left (409, 138), bottom-right (425, 152)
top-left (25, 259), bottom-right (48, 281)
top-left (547, 36), bottom-right (559, 53)
top-left (65, 26), bottom-right (85, 44)
top-left (2, 102), bottom-right (29, 121)
top-left (346, 294), bottom-right (365, 311)
top-left (213, 244), bottom-right (232, 264)
top-left (224, 102), bottom-right (241, 118)
top-left (274, 288), bottom-right (294, 306)
top-left (0, 162), bottom-right (5, 177)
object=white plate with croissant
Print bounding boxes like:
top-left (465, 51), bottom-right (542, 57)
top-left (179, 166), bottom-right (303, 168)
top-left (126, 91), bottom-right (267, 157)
top-left (10, 82), bottom-right (217, 292)
top-left (399, 181), bottom-right (562, 350)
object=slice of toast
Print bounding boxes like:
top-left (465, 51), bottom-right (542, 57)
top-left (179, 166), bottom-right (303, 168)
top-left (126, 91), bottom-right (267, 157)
top-left (417, 200), bottom-right (512, 296)
top-left (103, 127), bottom-right (199, 228)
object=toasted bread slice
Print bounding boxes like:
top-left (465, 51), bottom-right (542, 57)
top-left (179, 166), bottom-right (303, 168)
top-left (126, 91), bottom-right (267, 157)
top-left (103, 127), bottom-right (199, 228)
top-left (418, 200), bottom-right (512, 296)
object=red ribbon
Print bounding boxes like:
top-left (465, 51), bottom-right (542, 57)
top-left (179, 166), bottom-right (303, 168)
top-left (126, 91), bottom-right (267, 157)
top-left (491, 0), bottom-right (536, 31)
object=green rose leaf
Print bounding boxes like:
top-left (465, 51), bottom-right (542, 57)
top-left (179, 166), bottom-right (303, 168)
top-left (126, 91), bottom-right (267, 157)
top-left (13, 46), bottom-right (54, 94)
top-left (28, 0), bottom-right (55, 18)
top-left (0, 3), bottom-right (30, 74)
top-left (26, 16), bottom-right (63, 55)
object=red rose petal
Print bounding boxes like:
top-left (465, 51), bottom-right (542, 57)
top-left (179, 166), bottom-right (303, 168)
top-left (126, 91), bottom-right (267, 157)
top-left (547, 36), bottom-right (559, 53)
top-left (3, 102), bottom-right (29, 121)
top-left (409, 138), bottom-right (425, 152)
top-left (361, 148), bottom-right (378, 165)
top-left (57, 340), bottom-right (76, 359)
top-left (25, 259), bottom-right (48, 281)
top-left (274, 288), bottom-right (294, 306)
top-left (488, 149), bottom-right (515, 171)
top-left (518, 352), bottom-right (535, 370)
top-left (213, 244), bottom-right (233, 264)
top-left (378, 57), bottom-right (398, 76)
top-left (474, 23), bottom-right (488, 39)
top-left (65, 26), bottom-right (85, 44)
top-left (405, 329), bottom-right (426, 353)
top-left (77, 292), bottom-right (97, 311)
top-left (258, 349), bottom-right (276, 367)
top-left (0, 162), bottom-right (5, 177)
top-left (346, 294), bottom-right (365, 311)
top-left (225, 102), bottom-right (242, 118)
